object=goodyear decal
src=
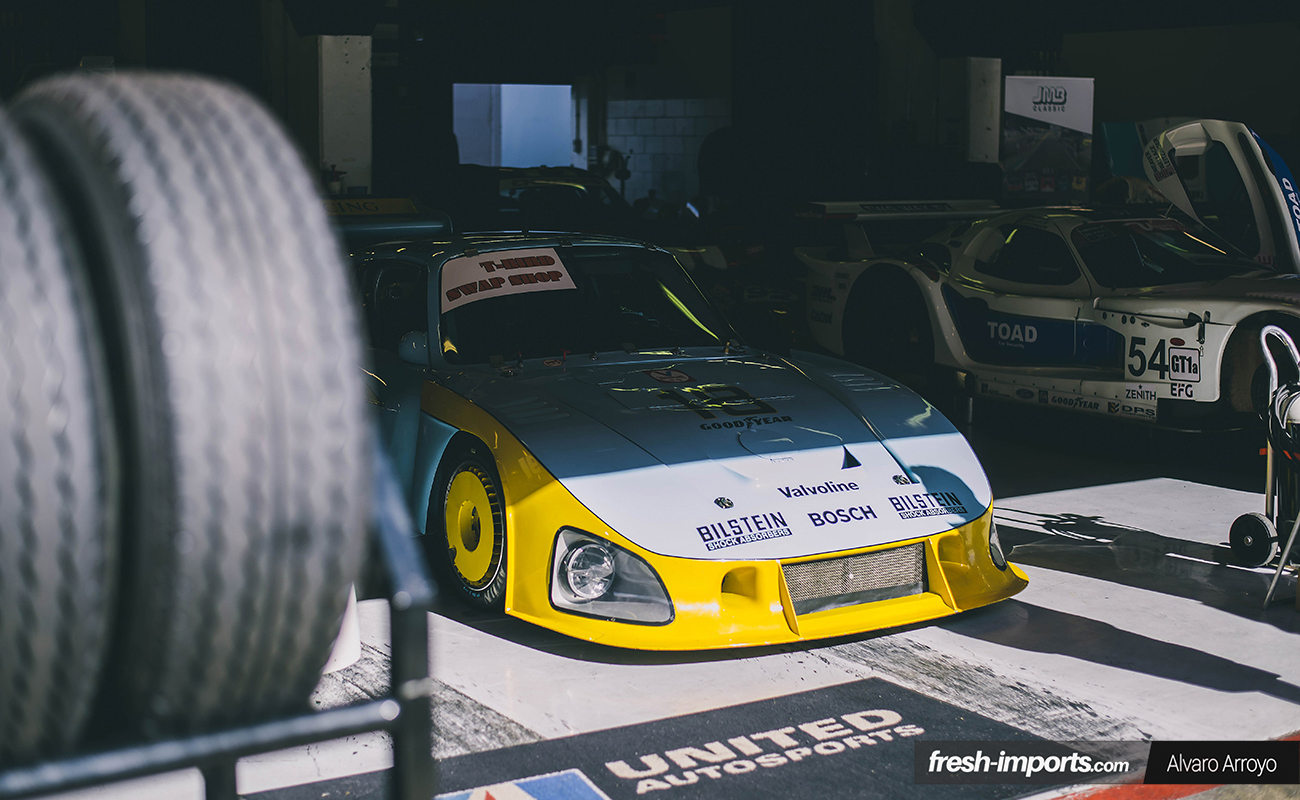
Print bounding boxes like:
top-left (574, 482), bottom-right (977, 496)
top-left (979, 380), bottom-right (1157, 421)
top-left (441, 247), bottom-right (577, 312)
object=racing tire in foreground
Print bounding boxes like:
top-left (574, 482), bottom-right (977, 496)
top-left (11, 72), bottom-right (370, 735)
top-left (0, 108), bottom-right (119, 765)
top-left (428, 440), bottom-right (508, 610)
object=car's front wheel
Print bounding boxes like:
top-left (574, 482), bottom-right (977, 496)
top-left (427, 441), bottom-right (508, 610)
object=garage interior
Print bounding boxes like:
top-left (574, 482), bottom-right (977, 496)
top-left (2, 2), bottom-right (1299, 800)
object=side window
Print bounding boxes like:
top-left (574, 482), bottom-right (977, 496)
top-left (358, 260), bottom-right (428, 351)
top-left (979, 225), bottom-right (1080, 286)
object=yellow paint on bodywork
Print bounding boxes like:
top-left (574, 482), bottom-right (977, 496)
top-left (421, 380), bottom-right (1028, 651)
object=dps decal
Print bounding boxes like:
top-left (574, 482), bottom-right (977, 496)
top-left (441, 247), bottom-right (577, 312)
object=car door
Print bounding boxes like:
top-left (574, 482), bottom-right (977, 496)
top-left (944, 218), bottom-right (1099, 368)
top-left (1143, 119), bottom-right (1300, 273)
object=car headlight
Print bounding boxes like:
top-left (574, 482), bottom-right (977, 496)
top-left (989, 519), bottom-right (1008, 571)
top-left (551, 528), bottom-right (674, 624)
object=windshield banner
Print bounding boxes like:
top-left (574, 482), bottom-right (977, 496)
top-left (440, 246), bottom-right (577, 312)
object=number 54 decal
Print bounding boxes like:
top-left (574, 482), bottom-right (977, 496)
top-left (1127, 337), bottom-right (1201, 382)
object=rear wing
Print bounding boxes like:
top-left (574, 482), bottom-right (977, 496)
top-left (795, 199), bottom-right (1002, 258)
top-left (324, 197), bottom-right (454, 246)
top-left (1142, 119), bottom-right (1300, 273)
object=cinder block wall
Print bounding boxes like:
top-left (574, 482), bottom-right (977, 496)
top-left (605, 97), bottom-right (730, 207)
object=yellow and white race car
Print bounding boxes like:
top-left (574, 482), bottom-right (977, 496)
top-left (357, 232), bottom-right (1025, 650)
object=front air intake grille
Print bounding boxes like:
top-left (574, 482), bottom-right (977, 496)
top-left (782, 543), bottom-right (925, 615)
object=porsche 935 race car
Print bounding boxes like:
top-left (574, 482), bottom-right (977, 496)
top-left (802, 204), bottom-right (1300, 428)
top-left (355, 231), bottom-right (1025, 649)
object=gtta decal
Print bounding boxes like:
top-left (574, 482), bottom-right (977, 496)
top-left (696, 512), bottom-right (793, 551)
top-left (888, 492), bottom-right (967, 519)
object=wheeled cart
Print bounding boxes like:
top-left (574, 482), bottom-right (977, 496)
top-left (1230, 325), bottom-right (1300, 607)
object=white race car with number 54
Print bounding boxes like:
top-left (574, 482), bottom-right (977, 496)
top-left (802, 205), bottom-right (1300, 428)
top-left (802, 119), bottom-right (1300, 428)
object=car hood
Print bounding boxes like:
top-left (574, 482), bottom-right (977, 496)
top-left (438, 351), bottom-right (991, 560)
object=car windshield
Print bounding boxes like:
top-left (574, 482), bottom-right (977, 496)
top-left (1071, 219), bottom-right (1265, 288)
top-left (439, 246), bottom-right (734, 364)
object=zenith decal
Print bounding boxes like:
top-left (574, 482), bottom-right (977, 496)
top-left (603, 709), bottom-right (923, 795)
top-left (808, 506), bottom-right (878, 527)
top-left (696, 512), bottom-right (793, 551)
top-left (888, 492), bottom-right (967, 519)
top-left (777, 480), bottom-right (859, 498)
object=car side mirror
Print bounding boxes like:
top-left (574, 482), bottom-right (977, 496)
top-left (398, 330), bottom-right (430, 366)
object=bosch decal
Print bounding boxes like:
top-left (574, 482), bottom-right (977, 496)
top-left (777, 480), bottom-right (860, 499)
top-left (888, 492), bottom-right (967, 519)
top-left (604, 708), bottom-right (923, 795)
top-left (696, 512), bottom-right (793, 551)
top-left (808, 506), bottom-right (878, 527)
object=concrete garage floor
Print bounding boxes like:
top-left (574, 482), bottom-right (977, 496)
top-left (43, 401), bottom-right (1300, 800)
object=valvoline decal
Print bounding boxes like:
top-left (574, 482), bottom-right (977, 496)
top-left (1253, 130), bottom-right (1300, 248)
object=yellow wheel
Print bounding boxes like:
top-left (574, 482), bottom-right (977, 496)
top-left (428, 442), bottom-right (506, 609)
